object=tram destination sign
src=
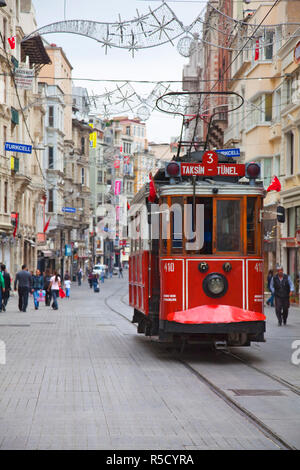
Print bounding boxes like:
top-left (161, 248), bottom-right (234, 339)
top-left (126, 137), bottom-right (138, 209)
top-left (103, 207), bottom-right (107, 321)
top-left (181, 162), bottom-right (245, 177)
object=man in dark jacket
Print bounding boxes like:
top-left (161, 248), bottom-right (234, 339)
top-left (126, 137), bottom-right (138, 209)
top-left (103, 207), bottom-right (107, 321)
top-left (31, 269), bottom-right (44, 310)
top-left (270, 266), bottom-right (295, 326)
top-left (1, 265), bottom-right (11, 312)
top-left (14, 265), bottom-right (32, 312)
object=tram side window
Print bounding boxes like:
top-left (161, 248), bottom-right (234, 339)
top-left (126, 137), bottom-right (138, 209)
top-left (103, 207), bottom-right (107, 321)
top-left (171, 197), bottom-right (183, 252)
top-left (247, 197), bottom-right (256, 254)
top-left (217, 200), bottom-right (241, 252)
top-left (187, 197), bottom-right (212, 254)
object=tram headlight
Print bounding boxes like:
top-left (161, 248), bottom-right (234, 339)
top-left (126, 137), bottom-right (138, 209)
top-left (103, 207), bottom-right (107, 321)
top-left (203, 273), bottom-right (228, 298)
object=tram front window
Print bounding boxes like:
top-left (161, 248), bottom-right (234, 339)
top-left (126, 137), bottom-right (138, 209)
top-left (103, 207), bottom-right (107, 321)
top-left (217, 200), bottom-right (241, 252)
top-left (186, 197), bottom-right (212, 254)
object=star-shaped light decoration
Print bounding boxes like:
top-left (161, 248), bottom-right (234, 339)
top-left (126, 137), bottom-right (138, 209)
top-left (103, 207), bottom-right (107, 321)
top-left (101, 25), bottom-right (113, 54)
top-left (148, 10), bottom-right (175, 45)
top-left (127, 30), bottom-right (139, 57)
top-left (134, 9), bottom-right (149, 38)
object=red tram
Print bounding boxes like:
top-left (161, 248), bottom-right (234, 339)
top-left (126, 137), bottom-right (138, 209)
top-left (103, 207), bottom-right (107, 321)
top-left (128, 92), bottom-right (271, 347)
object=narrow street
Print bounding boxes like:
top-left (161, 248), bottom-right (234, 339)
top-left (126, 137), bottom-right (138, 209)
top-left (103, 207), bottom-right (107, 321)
top-left (0, 274), bottom-right (299, 450)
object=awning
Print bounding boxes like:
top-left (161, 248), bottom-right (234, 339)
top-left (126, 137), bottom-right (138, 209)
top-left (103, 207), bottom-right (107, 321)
top-left (42, 250), bottom-right (54, 258)
top-left (21, 35), bottom-right (51, 66)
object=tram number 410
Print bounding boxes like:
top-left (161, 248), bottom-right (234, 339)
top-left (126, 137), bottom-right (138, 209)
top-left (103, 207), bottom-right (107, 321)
top-left (254, 262), bottom-right (263, 273)
top-left (164, 262), bottom-right (175, 273)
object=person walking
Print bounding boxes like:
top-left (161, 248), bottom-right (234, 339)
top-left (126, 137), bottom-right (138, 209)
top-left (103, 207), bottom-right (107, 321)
top-left (31, 269), bottom-right (44, 310)
top-left (49, 271), bottom-right (61, 310)
top-left (0, 269), bottom-right (5, 312)
top-left (77, 268), bottom-right (83, 286)
top-left (43, 269), bottom-right (52, 306)
top-left (64, 277), bottom-right (71, 298)
top-left (270, 265), bottom-right (295, 326)
top-left (1, 265), bottom-right (11, 312)
top-left (118, 265), bottom-right (123, 279)
top-left (14, 265), bottom-right (32, 312)
top-left (266, 269), bottom-right (274, 307)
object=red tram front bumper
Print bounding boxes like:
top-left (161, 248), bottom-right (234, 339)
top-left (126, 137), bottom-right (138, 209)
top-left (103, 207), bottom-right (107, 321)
top-left (167, 304), bottom-right (266, 324)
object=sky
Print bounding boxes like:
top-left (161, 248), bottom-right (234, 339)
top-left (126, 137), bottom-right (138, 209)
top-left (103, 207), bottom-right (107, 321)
top-left (32, 0), bottom-right (207, 143)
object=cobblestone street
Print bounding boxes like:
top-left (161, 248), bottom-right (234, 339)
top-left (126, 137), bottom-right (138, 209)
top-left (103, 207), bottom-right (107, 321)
top-left (0, 275), bottom-right (299, 450)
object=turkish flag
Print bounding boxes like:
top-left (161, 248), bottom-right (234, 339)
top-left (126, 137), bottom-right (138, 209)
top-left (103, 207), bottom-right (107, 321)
top-left (127, 201), bottom-right (130, 210)
top-left (266, 176), bottom-right (281, 192)
top-left (148, 173), bottom-right (157, 203)
top-left (8, 37), bottom-right (16, 50)
top-left (254, 39), bottom-right (259, 61)
top-left (43, 216), bottom-right (51, 233)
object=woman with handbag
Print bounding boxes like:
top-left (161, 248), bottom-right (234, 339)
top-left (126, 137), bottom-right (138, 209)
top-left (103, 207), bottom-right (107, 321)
top-left (49, 271), bottom-right (61, 310)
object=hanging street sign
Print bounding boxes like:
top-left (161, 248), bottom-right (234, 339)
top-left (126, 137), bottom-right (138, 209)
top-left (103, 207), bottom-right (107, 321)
top-left (62, 207), bottom-right (76, 213)
top-left (5, 142), bottom-right (32, 154)
top-left (216, 148), bottom-right (240, 158)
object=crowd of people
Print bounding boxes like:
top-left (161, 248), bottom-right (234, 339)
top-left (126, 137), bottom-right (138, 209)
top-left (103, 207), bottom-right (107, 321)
top-left (0, 263), bottom-right (126, 313)
top-left (0, 265), bottom-right (73, 313)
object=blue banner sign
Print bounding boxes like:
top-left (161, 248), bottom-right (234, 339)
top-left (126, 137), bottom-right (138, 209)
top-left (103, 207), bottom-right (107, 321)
top-left (62, 207), bottom-right (76, 213)
top-left (216, 148), bottom-right (240, 158)
top-left (5, 142), bottom-right (32, 154)
top-left (65, 244), bottom-right (72, 256)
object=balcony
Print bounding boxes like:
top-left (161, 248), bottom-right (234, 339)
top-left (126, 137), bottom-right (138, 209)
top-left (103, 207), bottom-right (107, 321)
top-left (0, 214), bottom-right (12, 232)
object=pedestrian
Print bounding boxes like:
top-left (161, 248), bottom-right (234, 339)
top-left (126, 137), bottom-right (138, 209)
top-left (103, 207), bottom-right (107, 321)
top-left (266, 269), bottom-right (274, 307)
top-left (109, 268), bottom-right (113, 279)
top-left (64, 271), bottom-right (70, 281)
top-left (118, 266), bottom-right (123, 279)
top-left (31, 269), bottom-right (44, 310)
top-left (49, 271), bottom-right (61, 310)
top-left (43, 269), bottom-right (52, 306)
top-left (1, 265), bottom-right (11, 312)
top-left (270, 265), bottom-right (295, 326)
top-left (14, 264), bottom-right (32, 312)
top-left (92, 273), bottom-right (99, 292)
top-left (77, 268), bottom-right (82, 286)
top-left (64, 277), bottom-right (71, 298)
top-left (0, 269), bottom-right (5, 312)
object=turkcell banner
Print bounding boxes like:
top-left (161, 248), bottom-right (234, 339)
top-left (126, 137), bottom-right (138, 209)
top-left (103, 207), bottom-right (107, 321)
top-left (62, 207), bottom-right (76, 213)
top-left (216, 148), bottom-right (240, 158)
top-left (5, 142), bottom-right (32, 154)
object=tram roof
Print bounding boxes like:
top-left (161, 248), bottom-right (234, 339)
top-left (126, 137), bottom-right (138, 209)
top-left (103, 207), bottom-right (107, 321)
top-left (131, 181), bottom-right (265, 206)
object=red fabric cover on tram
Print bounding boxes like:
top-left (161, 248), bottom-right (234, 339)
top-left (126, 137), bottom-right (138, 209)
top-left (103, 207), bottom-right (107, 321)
top-left (167, 304), bottom-right (266, 324)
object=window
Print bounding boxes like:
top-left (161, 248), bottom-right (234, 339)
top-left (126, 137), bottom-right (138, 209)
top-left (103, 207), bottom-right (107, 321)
top-left (48, 190), bottom-right (54, 213)
top-left (126, 126), bottom-right (130, 136)
top-left (264, 31), bottom-right (274, 60)
top-left (288, 207), bottom-right (296, 237)
top-left (81, 168), bottom-right (85, 185)
top-left (247, 94), bottom-right (272, 128)
top-left (48, 146), bottom-right (54, 169)
top-left (48, 106), bottom-right (54, 127)
top-left (286, 132), bottom-right (294, 175)
top-left (273, 88), bottom-right (281, 121)
top-left (4, 181), bottom-right (8, 213)
top-left (81, 137), bottom-right (85, 154)
top-left (296, 206), bottom-right (300, 228)
top-left (247, 198), bottom-right (257, 254)
top-left (263, 158), bottom-right (272, 188)
top-left (97, 170), bottom-right (102, 183)
top-left (216, 199), bottom-right (241, 252)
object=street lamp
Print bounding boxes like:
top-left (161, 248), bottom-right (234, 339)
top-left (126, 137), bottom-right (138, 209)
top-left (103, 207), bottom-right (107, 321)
top-left (0, 2), bottom-right (7, 7)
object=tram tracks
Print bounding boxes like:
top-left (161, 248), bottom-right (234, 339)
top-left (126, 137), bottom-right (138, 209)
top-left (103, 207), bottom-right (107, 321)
top-left (104, 290), bottom-right (298, 450)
